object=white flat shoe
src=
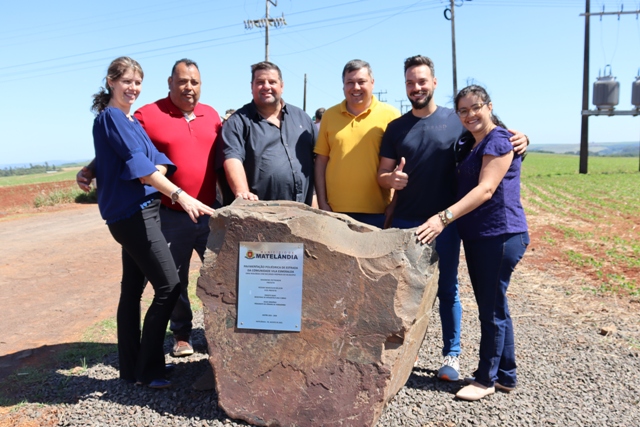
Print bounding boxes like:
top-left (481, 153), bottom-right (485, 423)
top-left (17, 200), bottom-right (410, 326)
top-left (456, 381), bottom-right (495, 401)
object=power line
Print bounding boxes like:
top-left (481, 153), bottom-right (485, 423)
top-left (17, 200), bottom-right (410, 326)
top-left (244, 0), bottom-right (288, 61)
top-left (0, 1), bottom-right (618, 84)
top-left (0, 0), bottom-right (227, 45)
top-left (0, 23), bottom-right (238, 72)
top-left (275, 0), bottom-right (441, 57)
top-left (0, 32), bottom-right (265, 82)
top-left (0, 2), bottom-right (440, 81)
top-left (1, 2), bottom-right (409, 76)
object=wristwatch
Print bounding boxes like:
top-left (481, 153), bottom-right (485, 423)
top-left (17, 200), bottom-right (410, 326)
top-left (170, 188), bottom-right (183, 205)
top-left (444, 209), bottom-right (454, 223)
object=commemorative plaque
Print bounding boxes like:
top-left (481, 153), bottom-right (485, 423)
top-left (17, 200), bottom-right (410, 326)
top-left (237, 242), bottom-right (304, 331)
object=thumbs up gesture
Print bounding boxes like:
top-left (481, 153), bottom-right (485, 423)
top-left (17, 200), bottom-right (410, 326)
top-left (390, 157), bottom-right (409, 190)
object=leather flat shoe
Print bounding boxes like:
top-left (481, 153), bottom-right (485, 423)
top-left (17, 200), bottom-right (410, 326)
top-left (495, 382), bottom-right (515, 392)
top-left (464, 376), bottom-right (515, 392)
top-left (456, 381), bottom-right (495, 401)
top-left (165, 364), bottom-right (176, 375)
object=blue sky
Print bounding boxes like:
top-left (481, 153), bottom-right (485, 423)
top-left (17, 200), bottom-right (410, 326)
top-left (1, 0), bottom-right (639, 166)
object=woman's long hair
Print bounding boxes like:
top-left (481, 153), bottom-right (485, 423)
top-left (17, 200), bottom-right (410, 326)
top-left (91, 57), bottom-right (144, 114)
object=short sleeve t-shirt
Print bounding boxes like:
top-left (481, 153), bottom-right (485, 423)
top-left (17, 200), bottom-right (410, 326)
top-left (455, 126), bottom-right (528, 240)
top-left (379, 107), bottom-right (464, 221)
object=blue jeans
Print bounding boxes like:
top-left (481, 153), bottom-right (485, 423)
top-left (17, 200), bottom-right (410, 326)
top-left (463, 232), bottom-right (529, 388)
top-left (160, 206), bottom-right (210, 338)
top-left (391, 218), bottom-right (462, 358)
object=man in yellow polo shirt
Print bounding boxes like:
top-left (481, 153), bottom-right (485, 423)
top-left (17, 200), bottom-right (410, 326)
top-left (314, 59), bottom-right (400, 228)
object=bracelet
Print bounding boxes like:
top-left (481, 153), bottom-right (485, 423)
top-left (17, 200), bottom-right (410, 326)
top-left (438, 209), bottom-right (454, 227)
top-left (438, 211), bottom-right (449, 227)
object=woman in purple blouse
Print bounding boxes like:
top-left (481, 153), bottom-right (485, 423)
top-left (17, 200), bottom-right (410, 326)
top-left (91, 57), bottom-right (214, 388)
top-left (416, 85), bottom-right (529, 401)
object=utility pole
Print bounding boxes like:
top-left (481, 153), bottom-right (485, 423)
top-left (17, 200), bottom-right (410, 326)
top-left (303, 74), bottom-right (307, 112)
top-left (244, 0), bottom-right (287, 61)
top-left (444, 1), bottom-right (472, 99)
top-left (449, 1), bottom-right (458, 98)
top-left (579, 0), bottom-right (590, 174)
top-left (396, 99), bottom-right (409, 114)
top-left (374, 90), bottom-right (387, 102)
top-left (579, 1), bottom-right (640, 173)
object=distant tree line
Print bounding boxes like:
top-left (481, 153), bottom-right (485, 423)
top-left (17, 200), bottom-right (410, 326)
top-left (0, 162), bottom-right (57, 177)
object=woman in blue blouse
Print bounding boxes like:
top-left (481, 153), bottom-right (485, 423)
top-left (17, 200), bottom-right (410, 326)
top-left (416, 85), bottom-right (528, 401)
top-left (91, 57), bottom-right (214, 388)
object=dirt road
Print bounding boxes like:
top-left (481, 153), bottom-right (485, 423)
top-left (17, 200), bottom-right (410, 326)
top-left (0, 205), bottom-right (121, 373)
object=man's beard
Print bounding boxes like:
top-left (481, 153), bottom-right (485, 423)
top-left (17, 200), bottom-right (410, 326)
top-left (408, 91), bottom-right (433, 110)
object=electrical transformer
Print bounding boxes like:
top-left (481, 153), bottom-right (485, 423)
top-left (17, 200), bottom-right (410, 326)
top-left (632, 71), bottom-right (640, 110)
top-left (593, 65), bottom-right (620, 110)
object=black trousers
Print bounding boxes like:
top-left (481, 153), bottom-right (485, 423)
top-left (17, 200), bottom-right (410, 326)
top-left (108, 199), bottom-right (180, 383)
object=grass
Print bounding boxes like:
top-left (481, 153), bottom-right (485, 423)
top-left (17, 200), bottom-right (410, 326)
top-left (0, 168), bottom-right (81, 187)
top-left (522, 153), bottom-right (640, 297)
top-left (522, 153), bottom-right (638, 177)
top-left (82, 317), bottom-right (117, 343)
top-left (0, 165), bottom-right (97, 208)
top-left (33, 187), bottom-right (88, 207)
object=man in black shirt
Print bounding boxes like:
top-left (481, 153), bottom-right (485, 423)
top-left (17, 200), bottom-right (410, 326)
top-left (219, 61), bottom-right (316, 205)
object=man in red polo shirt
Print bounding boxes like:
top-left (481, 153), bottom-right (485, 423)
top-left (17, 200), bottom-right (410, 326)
top-left (78, 59), bottom-right (221, 358)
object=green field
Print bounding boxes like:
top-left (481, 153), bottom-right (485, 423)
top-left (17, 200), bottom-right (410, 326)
top-left (521, 153), bottom-right (639, 296)
top-left (522, 154), bottom-right (639, 216)
top-left (522, 152), bottom-right (639, 177)
top-left (0, 168), bottom-right (81, 187)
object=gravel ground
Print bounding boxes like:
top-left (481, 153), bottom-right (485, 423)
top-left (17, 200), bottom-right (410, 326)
top-left (3, 265), bottom-right (639, 427)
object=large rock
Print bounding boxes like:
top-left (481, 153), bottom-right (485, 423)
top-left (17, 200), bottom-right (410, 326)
top-left (197, 200), bottom-right (439, 427)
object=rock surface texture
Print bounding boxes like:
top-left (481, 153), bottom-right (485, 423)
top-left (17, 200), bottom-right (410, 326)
top-left (197, 200), bottom-right (439, 427)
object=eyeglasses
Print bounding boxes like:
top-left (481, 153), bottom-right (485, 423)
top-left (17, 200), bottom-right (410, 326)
top-left (456, 103), bottom-right (487, 118)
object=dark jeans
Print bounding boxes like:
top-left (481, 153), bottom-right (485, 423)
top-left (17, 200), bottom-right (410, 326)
top-left (108, 199), bottom-right (180, 383)
top-left (159, 206), bottom-right (210, 338)
top-left (391, 218), bottom-right (462, 358)
top-left (463, 231), bottom-right (529, 388)
top-left (343, 212), bottom-right (386, 229)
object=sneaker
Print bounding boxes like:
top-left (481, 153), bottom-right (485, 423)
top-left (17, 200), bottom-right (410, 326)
top-left (172, 336), bottom-right (194, 357)
top-left (437, 355), bottom-right (460, 382)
